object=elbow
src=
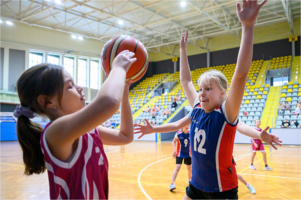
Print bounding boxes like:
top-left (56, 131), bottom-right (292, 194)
top-left (121, 131), bottom-right (134, 145)
top-left (102, 96), bottom-right (120, 112)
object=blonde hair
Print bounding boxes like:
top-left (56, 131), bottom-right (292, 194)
top-left (198, 70), bottom-right (228, 100)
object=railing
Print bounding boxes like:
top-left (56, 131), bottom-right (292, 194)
top-left (0, 90), bottom-right (20, 103)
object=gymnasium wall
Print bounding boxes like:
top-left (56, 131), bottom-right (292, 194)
top-left (0, 48), bottom-right (3, 89)
top-left (8, 49), bottom-right (25, 91)
top-left (141, 37), bottom-right (299, 79)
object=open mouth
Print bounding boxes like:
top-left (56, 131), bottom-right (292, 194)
top-left (80, 95), bottom-right (86, 100)
top-left (201, 100), bottom-right (208, 103)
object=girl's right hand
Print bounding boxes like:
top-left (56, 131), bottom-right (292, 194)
top-left (180, 29), bottom-right (188, 50)
top-left (134, 119), bottom-right (154, 139)
top-left (112, 50), bottom-right (137, 72)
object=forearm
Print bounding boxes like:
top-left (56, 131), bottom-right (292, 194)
top-left (172, 141), bottom-right (176, 152)
top-left (180, 49), bottom-right (192, 83)
top-left (119, 93), bottom-right (133, 143)
top-left (95, 68), bottom-right (127, 108)
top-left (153, 123), bottom-right (181, 134)
top-left (237, 121), bottom-right (260, 139)
top-left (235, 25), bottom-right (254, 78)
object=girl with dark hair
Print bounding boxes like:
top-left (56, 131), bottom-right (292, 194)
top-left (14, 50), bottom-right (136, 199)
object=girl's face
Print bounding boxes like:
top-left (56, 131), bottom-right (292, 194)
top-left (255, 120), bottom-right (261, 126)
top-left (198, 78), bottom-right (226, 112)
top-left (56, 70), bottom-right (86, 116)
top-left (183, 126), bottom-right (189, 133)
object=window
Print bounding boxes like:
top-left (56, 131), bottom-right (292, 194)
top-left (29, 52), bottom-right (43, 68)
top-left (64, 57), bottom-right (75, 78)
top-left (47, 54), bottom-right (60, 65)
top-left (90, 60), bottom-right (100, 89)
top-left (78, 59), bottom-right (87, 87)
top-left (272, 76), bottom-right (288, 86)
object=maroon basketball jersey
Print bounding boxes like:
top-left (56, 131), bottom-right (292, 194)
top-left (40, 123), bottom-right (109, 199)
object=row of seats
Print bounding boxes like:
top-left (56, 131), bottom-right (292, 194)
top-left (270, 55), bottom-right (292, 70)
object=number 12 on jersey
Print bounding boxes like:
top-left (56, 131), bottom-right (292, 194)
top-left (194, 128), bottom-right (206, 154)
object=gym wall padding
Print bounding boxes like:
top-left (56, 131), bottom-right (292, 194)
top-left (0, 121), bottom-right (48, 141)
top-left (8, 49), bottom-right (25, 91)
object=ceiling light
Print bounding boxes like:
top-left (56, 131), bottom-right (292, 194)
top-left (118, 20), bottom-right (123, 25)
top-left (78, 36), bottom-right (83, 40)
top-left (55, 0), bottom-right (61, 4)
top-left (6, 21), bottom-right (13, 25)
top-left (180, 1), bottom-right (186, 7)
top-left (72, 35), bottom-right (77, 39)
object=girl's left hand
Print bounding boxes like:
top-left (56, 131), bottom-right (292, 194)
top-left (236, 0), bottom-right (267, 27)
top-left (259, 126), bottom-right (282, 150)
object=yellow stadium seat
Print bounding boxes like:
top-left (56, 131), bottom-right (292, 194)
top-left (288, 82), bottom-right (293, 85)
top-left (250, 89), bottom-right (255, 92)
top-left (299, 88), bottom-right (301, 92)
top-left (256, 95), bottom-right (261, 99)
top-left (298, 92), bottom-right (301, 96)
top-left (253, 92), bottom-right (258, 95)
top-left (286, 97), bottom-right (292, 102)
top-left (244, 92), bottom-right (248, 96)
top-left (287, 89), bottom-right (293, 93)
top-left (293, 85), bottom-right (298, 88)
top-left (282, 85), bottom-right (288, 89)
top-left (263, 91), bottom-right (267, 95)
top-left (244, 100), bottom-right (250, 104)
top-left (281, 93), bottom-right (286, 97)
top-left (265, 84), bottom-right (270, 87)
top-left (259, 88), bottom-right (264, 91)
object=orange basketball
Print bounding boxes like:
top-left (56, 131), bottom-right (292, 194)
top-left (101, 35), bottom-right (149, 83)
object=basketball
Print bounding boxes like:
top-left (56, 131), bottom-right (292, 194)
top-left (101, 35), bottom-right (149, 83)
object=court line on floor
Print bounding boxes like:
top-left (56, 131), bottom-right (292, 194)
top-left (237, 150), bottom-right (275, 174)
top-left (239, 173), bottom-right (301, 180)
top-left (234, 153), bottom-right (252, 161)
top-left (0, 163), bottom-right (23, 167)
top-left (137, 153), bottom-right (252, 200)
top-left (110, 177), bottom-right (186, 189)
top-left (138, 157), bottom-right (172, 200)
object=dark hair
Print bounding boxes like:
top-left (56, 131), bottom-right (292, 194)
top-left (16, 63), bottom-right (64, 175)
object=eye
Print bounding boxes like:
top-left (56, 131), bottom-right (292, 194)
top-left (206, 87), bottom-right (210, 90)
top-left (199, 89), bottom-right (202, 92)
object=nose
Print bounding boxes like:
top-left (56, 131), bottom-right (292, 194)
top-left (77, 85), bottom-right (83, 92)
top-left (199, 90), bottom-right (205, 97)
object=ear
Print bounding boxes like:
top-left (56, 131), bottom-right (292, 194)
top-left (221, 89), bottom-right (227, 99)
top-left (37, 95), bottom-right (55, 109)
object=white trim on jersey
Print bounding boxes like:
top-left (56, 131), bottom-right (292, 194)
top-left (93, 181), bottom-right (99, 199)
top-left (81, 133), bottom-right (94, 199)
top-left (45, 161), bottom-right (70, 199)
top-left (221, 102), bottom-right (239, 126)
top-left (215, 121), bottom-right (227, 192)
top-left (42, 127), bottom-right (83, 169)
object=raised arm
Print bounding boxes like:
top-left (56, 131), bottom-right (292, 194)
top-left (134, 116), bottom-right (191, 139)
top-left (180, 30), bottom-right (198, 108)
top-left (97, 80), bottom-right (133, 145)
top-left (225, 0), bottom-right (267, 123)
top-left (47, 51), bottom-right (136, 145)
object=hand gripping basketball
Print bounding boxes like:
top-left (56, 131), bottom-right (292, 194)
top-left (112, 50), bottom-right (137, 73)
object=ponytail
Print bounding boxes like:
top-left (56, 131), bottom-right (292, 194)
top-left (16, 115), bottom-right (45, 175)
top-left (15, 64), bottom-right (64, 175)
